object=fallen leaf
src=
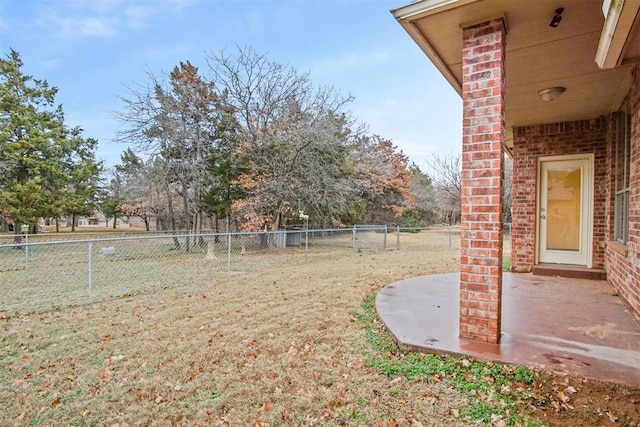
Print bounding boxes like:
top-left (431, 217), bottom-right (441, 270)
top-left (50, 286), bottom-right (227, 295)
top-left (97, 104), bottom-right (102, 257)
top-left (51, 397), bottom-right (61, 407)
top-left (390, 377), bottom-right (405, 386)
top-left (606, 411), bottom-right (618, 423)
top-left (155, 394), bottom-right (164, 403)
top-left (566, 385), bottom-right (577, 394)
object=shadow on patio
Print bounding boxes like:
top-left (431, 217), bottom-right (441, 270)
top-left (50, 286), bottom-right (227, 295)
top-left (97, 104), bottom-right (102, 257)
top-left (376, 273), bottom-right (640, 387)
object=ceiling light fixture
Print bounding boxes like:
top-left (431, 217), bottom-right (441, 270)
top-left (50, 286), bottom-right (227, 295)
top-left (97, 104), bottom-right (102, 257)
top-left (538, 87), bottom-right (566, 101)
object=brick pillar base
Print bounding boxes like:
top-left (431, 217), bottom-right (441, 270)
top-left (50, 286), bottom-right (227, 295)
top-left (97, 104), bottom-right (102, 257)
top-left (459, 18), bottom-right (506, 344)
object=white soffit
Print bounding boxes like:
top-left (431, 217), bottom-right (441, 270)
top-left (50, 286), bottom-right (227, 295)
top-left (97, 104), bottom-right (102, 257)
top-left (392, 0), bottom-right (634, 145)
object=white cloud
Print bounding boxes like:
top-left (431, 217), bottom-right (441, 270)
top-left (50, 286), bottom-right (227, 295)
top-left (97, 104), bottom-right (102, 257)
top-left (57, 15), bottom-right (118, 38)
top-left (124, 5), bottom-right (152, 30)
top-left (310, 50), bottom-right (394, 76)
top-left (33, 2), bottom-right (119, 40)
top-left (31, 0), bottom-right (195, 41)
top-left (32, 0), bottom-right (170, 40)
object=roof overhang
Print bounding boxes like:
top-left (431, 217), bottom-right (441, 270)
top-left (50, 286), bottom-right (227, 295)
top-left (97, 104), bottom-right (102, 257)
top-left (596, 0), bottom-right (640, 69)
top-left (392, 0), bottom-right (640, 149)
top-left (391, 0), bottom-right (483, 95)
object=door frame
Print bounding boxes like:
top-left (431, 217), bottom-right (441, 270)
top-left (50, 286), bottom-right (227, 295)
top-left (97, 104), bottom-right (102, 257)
top-left (536, 153), bottom-right (594, 267)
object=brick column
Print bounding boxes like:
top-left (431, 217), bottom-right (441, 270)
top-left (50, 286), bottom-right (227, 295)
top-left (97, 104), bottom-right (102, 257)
top-left (459, 18), bottom-right (506, 344)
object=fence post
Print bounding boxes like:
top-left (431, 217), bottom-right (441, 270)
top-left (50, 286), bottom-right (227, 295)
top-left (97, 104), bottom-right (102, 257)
top-left (88, 241), bottom-right (93, 303)
top-left (449, 226), bottom-right (452, 248)
top-left (352, 225), bottom-right (357, 254)
top-left (396, 225), bottom-right (400, 250)
top-left (227, 233), bottom-right (232, 272)
top-left (24, 233), bottom-right (29, 269)
top-left (383, 225), bottom-right (387, 251)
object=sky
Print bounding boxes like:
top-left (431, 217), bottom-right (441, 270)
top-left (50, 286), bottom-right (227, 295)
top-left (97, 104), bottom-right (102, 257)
top-left (0, 0), bottom-right (462, 168)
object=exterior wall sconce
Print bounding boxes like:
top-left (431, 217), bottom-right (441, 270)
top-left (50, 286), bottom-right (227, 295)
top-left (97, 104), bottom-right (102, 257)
top-left (538, 86), bottom-right (566, 101)
top-left (550, 7), bottom-right (564, 28)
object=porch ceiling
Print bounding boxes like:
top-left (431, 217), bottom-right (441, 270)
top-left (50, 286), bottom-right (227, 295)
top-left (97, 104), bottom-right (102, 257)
top-left (392, 0), bottom-right (638, 149)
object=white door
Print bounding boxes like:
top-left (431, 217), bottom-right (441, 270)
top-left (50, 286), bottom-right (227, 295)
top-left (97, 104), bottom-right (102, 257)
top-left (538, 156), bottom-right (592, 266)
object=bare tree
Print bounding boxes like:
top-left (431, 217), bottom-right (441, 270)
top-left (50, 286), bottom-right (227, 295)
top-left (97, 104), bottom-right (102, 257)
top-left (207, 46), bottom-right (358, 229)
top-left (425, 152), bottom-right (512, 226)
top-left (425, 152), bottom-right (462, 224)
top-left (115, 62), bottom-right (237, 248)
top-left (406, 164), bottom-right (439, 225)
top-left (114, 46), bottom-right (421, 234)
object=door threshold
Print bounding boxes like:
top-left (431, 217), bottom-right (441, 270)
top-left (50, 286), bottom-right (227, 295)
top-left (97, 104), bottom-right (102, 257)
top-left (532, 264), bottom-right (606, 280)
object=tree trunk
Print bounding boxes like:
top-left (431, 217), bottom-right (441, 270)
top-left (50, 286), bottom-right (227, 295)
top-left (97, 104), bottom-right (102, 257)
top-left (182, 182), bottom-right (191, 252)
top-left (55, 218), bottom-right (59, 233)
top-left (71, 214), bottom-right (76, 232)
top-left (167, 188), bottom-right (180, 250)
top-left (112, 214), bottom-right (117, 229)
top-left (13, 228), bottom-right (22, 248)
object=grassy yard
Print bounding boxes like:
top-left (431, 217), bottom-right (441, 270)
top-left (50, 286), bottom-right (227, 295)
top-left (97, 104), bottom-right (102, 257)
top-left (0, 230), bottom-right (638, 426)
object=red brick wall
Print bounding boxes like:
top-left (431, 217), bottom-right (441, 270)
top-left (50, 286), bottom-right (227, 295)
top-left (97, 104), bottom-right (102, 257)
top-left (605, 67), bottom-right (640, 322)
top-left (459, 18), bottom-right (505, 344)
top-left (511, 119), bottom-right (607, 272)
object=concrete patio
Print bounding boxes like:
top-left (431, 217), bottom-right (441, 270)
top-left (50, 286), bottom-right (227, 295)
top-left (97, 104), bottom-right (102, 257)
top-left (376, 273), bottom-right (640, 386)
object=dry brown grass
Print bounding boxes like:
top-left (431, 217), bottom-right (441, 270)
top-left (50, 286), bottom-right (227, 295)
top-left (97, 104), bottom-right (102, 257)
top-left (1, 230), bottom-right (470, 426)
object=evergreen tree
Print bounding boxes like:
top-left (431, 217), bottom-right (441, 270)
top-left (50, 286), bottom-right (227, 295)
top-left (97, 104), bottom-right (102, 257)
top-left (0, 49), bottom-right (102, 231)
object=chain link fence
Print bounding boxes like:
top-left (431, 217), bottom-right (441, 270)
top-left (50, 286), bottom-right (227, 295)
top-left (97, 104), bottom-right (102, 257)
top-left (0, 225), bottom-right (517, 315)
top-left (0, 225), bottom-right (510, 317)
top-left (1, 225), bottom-right (406, 312)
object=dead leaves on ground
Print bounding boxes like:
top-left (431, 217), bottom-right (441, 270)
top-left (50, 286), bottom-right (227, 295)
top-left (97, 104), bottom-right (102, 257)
top-left (523, 375), bottom-right (640, 426)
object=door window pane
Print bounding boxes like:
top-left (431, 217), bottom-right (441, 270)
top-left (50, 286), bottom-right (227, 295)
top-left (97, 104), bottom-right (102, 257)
top-left (547, 167), bottom-right (581, 251)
